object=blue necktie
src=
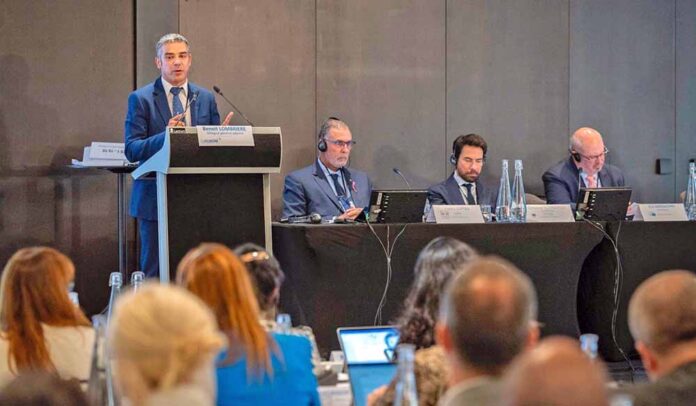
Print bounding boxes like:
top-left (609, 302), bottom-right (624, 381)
top-left (170, 87), bottom-right (184, 118)
top-left (330, 174), bottom-right (346, 197)
top-left (462, 183), bottom-right (476, 205)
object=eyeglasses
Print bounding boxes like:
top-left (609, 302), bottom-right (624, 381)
top-left (577, 147), bottom-right (609, 162)
top-left (326, 139), bottom-right (356, 149)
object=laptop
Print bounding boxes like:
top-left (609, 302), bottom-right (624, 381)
top-left (337, 326), bottom-right (400, 406)
top-left (575, 187), bottom-right (633, 221)
top-left (368, 190), bottom-right (428, 223)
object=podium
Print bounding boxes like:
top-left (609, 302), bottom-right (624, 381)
top-left (132, 126), bottom-right (281, 282)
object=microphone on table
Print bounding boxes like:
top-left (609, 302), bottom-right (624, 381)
top-left (213, 85), bottom-right (255, 126)
top-left (172, 91), bottom-right (198, 127)
top-left (392, 168), bottom-right (412, 189)
top-left (282, 213), bottom-right (322, 224)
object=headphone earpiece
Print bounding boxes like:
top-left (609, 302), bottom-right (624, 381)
top-left (570, 149), bottom-right (582, 162)
top-left (317, 138), bottom-right (327, 152)
top-left (449, 153), bottom-right (457, 165)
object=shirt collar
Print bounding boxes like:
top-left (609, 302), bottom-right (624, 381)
top-left (161, 77), bottom-right (188, 98)
top-left (317, 158), bottom-right (342, 177)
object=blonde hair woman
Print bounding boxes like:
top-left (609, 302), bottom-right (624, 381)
top-left (109, 284), bottom-right (225, 406)
top-left (0, 247), bottom-right (93, 387)
top-left (177, 243), bottom-right (319, 406)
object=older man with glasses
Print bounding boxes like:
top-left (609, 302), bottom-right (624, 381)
top-left (542, 127), bottom-right (626, 207)
top-left (281, 117), bottom-right (372, 221)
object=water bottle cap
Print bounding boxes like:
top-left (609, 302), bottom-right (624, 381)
top-left (131, 271), bottom-right (145, 284)
top-left (515, 159), bottom-right (523, 170)
top-left (109, 272), bottom-right (123, 287)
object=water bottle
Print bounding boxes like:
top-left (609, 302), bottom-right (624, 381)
top-left (106, 272), bottom-right (123, 326)
top-left (495, 160), bottom-right (512, 223)
top-left (276, 313), bottom-right (292, 333)
top-left (394, 344), bottom-right (419, 406)
top-left (686, 162), bottom-right (696, 220)
top-left (130, 271), bottom-right (145, 293)
top-left (579, 333), bottom-right (599, 360)
top-left (511, 159), bottom-right (527, 223)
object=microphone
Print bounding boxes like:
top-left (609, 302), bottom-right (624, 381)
top-left (577, 167), bottom-right (584, 193)
top-left (172, 91), bottom-right (199, 127)
top-left (213, 85), bottom-right (255, 126)
top-left (393, 168), bottom-right (412, 189)
top-left (283, 213), bottom-right (322, 224)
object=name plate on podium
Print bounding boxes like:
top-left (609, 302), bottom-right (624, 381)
top-left (526, 204), bottom-right (575, 223)
top-left (197, 125), bottom-right (254, 147)
top-left (433, 205), bottom-right (484, 224)
top-left (633, 204), bottom-right (688, 222)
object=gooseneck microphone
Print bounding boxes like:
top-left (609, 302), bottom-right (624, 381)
top-left (282, 213), bottom-right (322, 224)
top-left (213, 85), bottom-right (255, 126)
top-left (392, 168), bottom-right (412, 189)
top-left (172, 91), bottom-right (199, 127)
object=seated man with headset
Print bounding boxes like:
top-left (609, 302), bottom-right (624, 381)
top-left (427, 133), bottom-right (498, 208)
top-left (281, 117), bottom-right (372, 221)
top-left (542, 127), bottom-right (625, 207)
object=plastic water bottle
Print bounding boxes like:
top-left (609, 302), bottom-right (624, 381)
top-left (496, 160), bottom-right (512, 223)
top-left (686, 162), bottom-right (696, 221)
top-left (511, 159), bottom-right (527, 223)
top-left (394, 344), bottom-right (419, 406)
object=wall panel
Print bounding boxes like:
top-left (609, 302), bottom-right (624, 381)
top-left (676, 0), bottom-right (696, 196)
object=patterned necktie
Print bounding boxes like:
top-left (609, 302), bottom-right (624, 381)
top-left (586, 174), bottom-right (597, 188)
top-left (170, 87), bottom-right (184, 117)
top-left (462, 183), bottom-right (476, 205)
top-left (330, 174), bottom-right (346, 197)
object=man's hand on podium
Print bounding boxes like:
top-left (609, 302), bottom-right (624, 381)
top-left (222, 111), bottom-right (234, 126)
top-left (337, 207), bottom-right (363, 221)
top-left (168, 113), bottom-right (186, 127)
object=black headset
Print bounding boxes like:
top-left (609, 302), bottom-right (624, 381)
top-left (570, 149), bottom-right (582, 162)
top-left (450, 134), bottom-right (487, 165)
top-left (317, 116), bottom-right (342, 152)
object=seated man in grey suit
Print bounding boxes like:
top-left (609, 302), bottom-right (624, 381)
top-left (503, 337), bottom-right (610, 406)
top-left (282, 117), bottom-right (372, 221)
top-left (543, 127), bottom-right (625, 206)
top-left (622, 270), bottom-right (696, 406)
top-left (436, 256), bottom-right (539, 406)
top-left (427, 134), bottom-right (498, 208)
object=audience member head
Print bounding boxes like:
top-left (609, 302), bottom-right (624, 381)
top-left (176, 243), bottom-right (273, 374)
top-left (502, 336), bottom-right (610, 406)
top-left (317, 117), bottom-right (353, 171)
top-left (154, 33), bottom-right (191, 87)
top-left (109, 284), bottom-right (225, 405)
top-left (569, 127), bottom-right (608, 176)
top-left (628, 270), bottom-right (696, 380)
top-left (0, 247), bottom-right (89, 372)
top-left (451, 133), bottom-right (488, 183)
top-left (0, 372), bottom-right (89, 406)
top-left (436, 256), bottom-right (539, 380)
top-left (397, 237), bottom-right (477, 349)
top-left (234, 243), bottom-right (285, 320)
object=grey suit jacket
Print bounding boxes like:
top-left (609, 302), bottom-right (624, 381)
top-left (622, 361), bottom-right (696, 406)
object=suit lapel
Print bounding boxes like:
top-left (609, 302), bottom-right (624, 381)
top-left (475, 180), bottom-right (485, 205)
top-left (598, 169), bottom-right (611, 187)
top-left (188, 83), bottom-right (198, 126)
top-left (445, 175), bottom-right (466, 205)
top-left (312, 161), bottom-right (343, 212)
top-left (153, 78), bottom-right (171, 127)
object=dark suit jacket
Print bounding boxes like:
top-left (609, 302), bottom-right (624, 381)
top-left (281, 161), bottom-right (372, 219)
top-left (542, 157), bottom-right (625, 206)
top-left (427, 173), bottom-right (498, 209)
top-left (124, 78), bottom-right (221, 220)
top-left (623, 361), bottom-right (696, 406)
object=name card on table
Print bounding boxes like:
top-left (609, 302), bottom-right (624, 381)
top-left (197, 126), bottom-right (255, 147)
top-left (633, 204), bottom-right (688, 222)
top-left (433, 205), bottom-right (484, 224)
top-left (526, 204), bottom-right (575, 223)
top-left (89, 142), bottom-right (126, 160)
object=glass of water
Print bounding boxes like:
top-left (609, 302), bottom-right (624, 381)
top-left (480, 204), bottom-right (493, 223)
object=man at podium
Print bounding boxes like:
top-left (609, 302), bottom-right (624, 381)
top-left (124, 33), bottom-right (232, 278)
top-left (282, 117), bottom-right (372, 221)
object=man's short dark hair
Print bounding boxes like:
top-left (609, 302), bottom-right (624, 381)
top-left (452, 133), bottom-right (488, 161)
top-left (440, 256), bottom-right (537, 374)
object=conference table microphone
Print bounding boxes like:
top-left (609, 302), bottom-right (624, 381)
top-left (282, 213), bottom-right (322, 224)
top-left (213, 85), bottom-right (255, 127)
top-left (172, 91), bottom-right (198, 127)
top-left (392, 167), bottom-right (412, 189)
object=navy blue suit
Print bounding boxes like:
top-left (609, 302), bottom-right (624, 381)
top-left (542, 157), bottom-right (625, 206)
top-left (124, 77), bottom-right (221, 277)
top-left (427, 173), bottom-right (498, 209)
top-left (281, 161), bottom-right (372, 219)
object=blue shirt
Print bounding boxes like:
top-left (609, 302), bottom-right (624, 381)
top-left (216, 333), bottom-right (320, 406)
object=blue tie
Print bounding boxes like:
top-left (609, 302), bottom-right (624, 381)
top-left (330, 174), bottom-right (346, 197)
top-left (462, 183), bottom-right (476, 205)
top-left (170, 87), bottom-right (184, 118)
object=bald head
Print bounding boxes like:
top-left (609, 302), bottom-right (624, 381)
top-left (629, 270), bottom-right (696, 355)
top-left (503, 336), bottom-right (609, 406)
top-left (570, 127), bottom-right (607, 176)
top-left (439, 256), bottom-right (537, 375)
